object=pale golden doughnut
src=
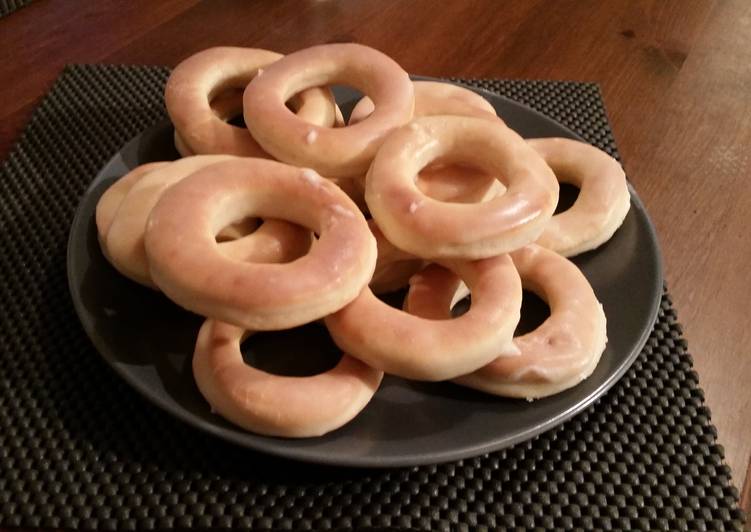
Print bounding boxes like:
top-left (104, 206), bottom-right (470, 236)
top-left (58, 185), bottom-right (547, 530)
top-left (365, 116), bottom-right (559, 259)
top-left (165, 47), bottom-right (339, 157)
top-left (368, 220), bottom-right (423, 295)
top-left (95, 162), bottom-right (168, 251)
top-left (352, 80), bottom-right (502, 204)
top-left (324, 254), bottom-right (522, 381)
top-left (405, 244), bottom-right (607, 399)
top-left (193, 320), bottom-right (382, 437)
top-left (528, 137), bottom-right (631, 256)
top-left (105, 155), bottom-right (235, 287)
top-left (145, 158), bottom-right (377, 330)
top-left (243, 43), bottom-right (414, 177)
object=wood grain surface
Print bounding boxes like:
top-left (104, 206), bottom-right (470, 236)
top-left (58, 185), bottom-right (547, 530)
top-left (1, 0), bottom-right (749, 510)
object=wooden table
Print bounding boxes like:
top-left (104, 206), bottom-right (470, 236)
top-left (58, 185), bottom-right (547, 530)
top-left (2, 0), bottom-right (749, 511)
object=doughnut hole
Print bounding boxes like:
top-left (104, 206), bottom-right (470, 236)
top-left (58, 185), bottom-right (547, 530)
top-left (208, 87), bottom-right (246, 127)
top-left (376, 287), bottom-right (408, 309)
top-left (554, 182), bottom-right (580, 215)
top-left (415, 160), bottom-right (504, 204)
top-left (210, 88), bottom-right (339, 129)
top-left (515, 290), bottom-right (551, 335)
top-left (451, 289), bottom-right (550, 335)
top-left (215, 216), bottom-right (260, 242)
top-left (241, 323), bottom-right (342, 376)
top-left (209, 84), bottom-right (343, 129)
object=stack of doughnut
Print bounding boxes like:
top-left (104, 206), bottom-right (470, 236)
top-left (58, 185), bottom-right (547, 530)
top-left (96, 44), bottom-right (631, 438)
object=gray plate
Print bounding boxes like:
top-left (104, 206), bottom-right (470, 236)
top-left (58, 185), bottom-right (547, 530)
top-left (67, 81), bottom-right (662, 468)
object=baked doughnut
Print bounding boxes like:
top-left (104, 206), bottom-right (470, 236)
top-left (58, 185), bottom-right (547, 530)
top-left (365, 116), bottom-right (559, 259)
top-left (95, 162), bottom-right (167, 251)
top-left (405, 244), bottom-right (607, 399)
top-left (529, 137), bottom-right (631, 256)
top-left (243, 43), bottom-right (414, 177)
top-left (165, 47), bottom-right (339, 157)
top-left (145, 158), bottom-right (377, 330)
top-left (352, 80), bottom-right (501, 204)
top-left (368, 220), bottom-right (423, 295)
top-left (193, 319), bottom-right (382, 438)
top-left (324, 254), bottom-right (522, 381)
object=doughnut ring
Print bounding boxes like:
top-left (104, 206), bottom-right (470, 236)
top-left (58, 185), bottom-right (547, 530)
top-left (405, 244), bottom-right (607, 399)
top-left (96, 162), bottom-right (167, 251)
top-left (368, 220), bottom-right (424, 295)
top-left (243, 43), bottom-right (414, 177)
top-left (324, 254), bottom-right (522, 381)
top-left (165, 47), bottom-right (340, 157)
top-left (352, 80), bottom-right (502, 204)
top-left (365, 115), bottom-right (559, 259)
top-left (192, 319), bottom-right (383, 437)
top-left (145, 158), bottom-right (377, 330)
top-left (528, 137), bottom-right (631, 257)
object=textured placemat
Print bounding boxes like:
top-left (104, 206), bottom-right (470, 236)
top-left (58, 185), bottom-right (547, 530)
top-left (0, 0), bottom-right (31, 18)
top-left (0, 65), bottom-right (745, 531)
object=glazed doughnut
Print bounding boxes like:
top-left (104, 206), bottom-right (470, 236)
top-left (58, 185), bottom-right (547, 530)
top-left (165, 47), bottom-right (340, 157)
top-left (529, 137), bottom-right (631, 256)
top-left (352, 80), bottom-right (501, 204)
top-left (368, 220), bottom-right (424, 295)
top-left (324, 254), bottom-right (522, 381)
top-left (96, 162), bottom-right (167, 250)
top-left (105, 155), bottom-right (235, 287)
top-left (243, 43), bottom-right (414, 177)
top-left (145, 158), bottom-right (377, 330)
top-left (405, 244), bottom-right (607, 399)
top-left (365, 116), bottom-right (559, 259)
top-left (192, 319), bottom-right (383, 437)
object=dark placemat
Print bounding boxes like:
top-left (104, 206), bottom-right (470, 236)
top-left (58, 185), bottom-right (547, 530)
top-left (0, 65), bottom-right (745, 531)
top-left (0, 0), bottom-right (31, 18)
